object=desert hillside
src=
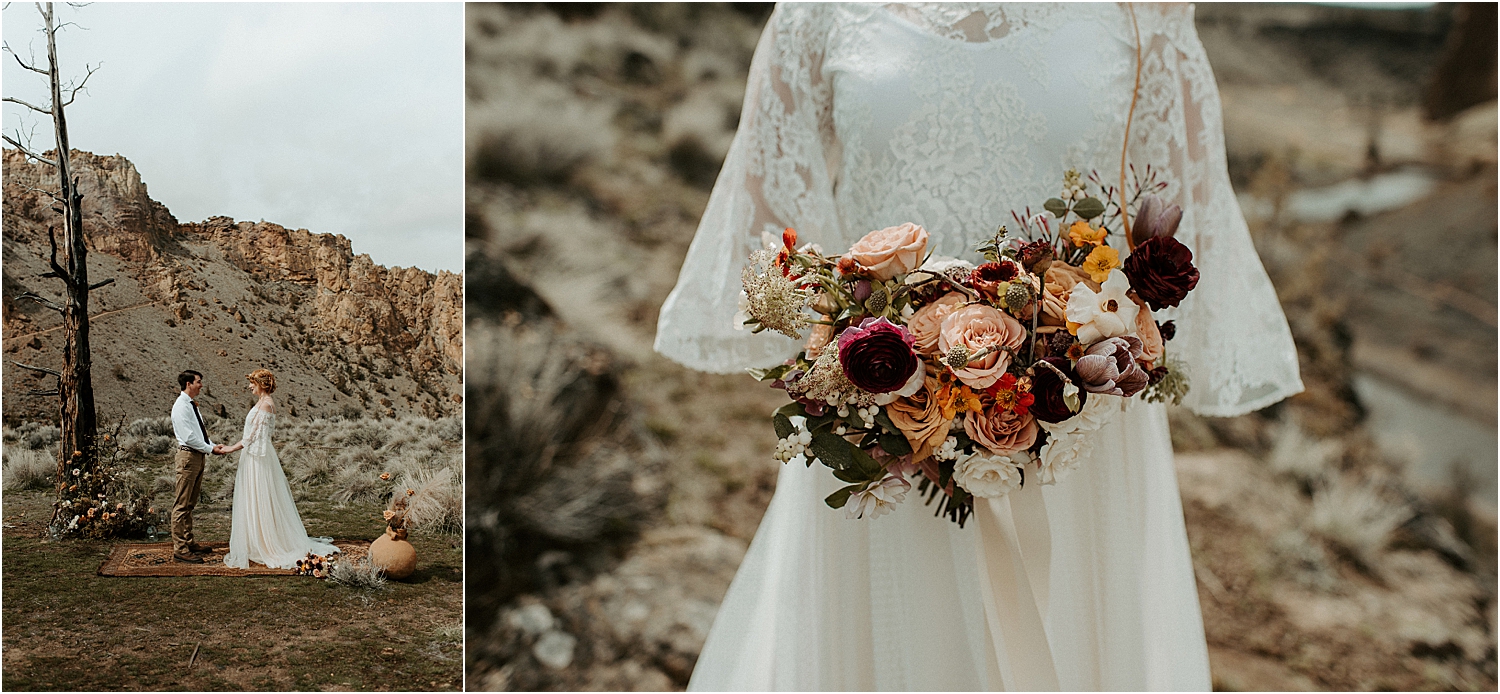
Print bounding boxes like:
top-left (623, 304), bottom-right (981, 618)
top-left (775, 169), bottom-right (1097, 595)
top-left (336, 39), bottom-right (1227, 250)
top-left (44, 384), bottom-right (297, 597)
top-left (2, 149), bottom-right (462, 424)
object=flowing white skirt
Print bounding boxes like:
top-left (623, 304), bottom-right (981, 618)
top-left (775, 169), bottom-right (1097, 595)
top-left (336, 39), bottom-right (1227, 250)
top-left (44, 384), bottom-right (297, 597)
top-left (687, 402), bottom-right (1211, 691)
top-left (223, 444), bottom-right (339, 570)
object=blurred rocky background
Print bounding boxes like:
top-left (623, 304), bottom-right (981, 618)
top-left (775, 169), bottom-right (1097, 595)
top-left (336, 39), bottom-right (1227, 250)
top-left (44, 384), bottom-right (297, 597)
top-left (464, 3), bottom-right (1496, 690)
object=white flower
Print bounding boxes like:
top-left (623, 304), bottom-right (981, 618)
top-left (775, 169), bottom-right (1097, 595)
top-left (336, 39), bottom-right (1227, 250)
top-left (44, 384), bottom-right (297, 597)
top-left (733, 290), bottom-right (751, 331)
top-left (1065, 269), bottom-right (1139, 344)
top-left (1036, 430), bottom-right (1092, 485)
top-left (1039, 392), bottom-right (1121, 438)
top-left (952, 450), bottom-right (1025, 499)
top-left (1034, 394), bottom-right (1123, 485)
top-left (845, 474), bottom-right (910, 520)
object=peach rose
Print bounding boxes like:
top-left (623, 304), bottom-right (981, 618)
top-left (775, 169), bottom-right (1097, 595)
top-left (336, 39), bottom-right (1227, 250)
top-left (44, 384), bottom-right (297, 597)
top-left (908, 292), bottom-right (966, 356)
top-left (846, 223), bottom-right (928, 281)
top-left (887, 373), bottom-right (952, 461)
top-left (1040, 263), bottom-right (1098, 326)
top-left (805, 322), bottom-right (836, 359)
top-left (1132, 294), bottom-right (1163, 366)
top-left (937, 304), bottom-right (1026, 389)
top-left (964, 403), bottom-right (1038, 455)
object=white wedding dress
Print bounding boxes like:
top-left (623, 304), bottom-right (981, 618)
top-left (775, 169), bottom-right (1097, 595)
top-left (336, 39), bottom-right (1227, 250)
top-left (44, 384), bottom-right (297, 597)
top-left (223, 404), bottom-right (339, 570)
top-left (655, 4), bottom-right (1302, 691)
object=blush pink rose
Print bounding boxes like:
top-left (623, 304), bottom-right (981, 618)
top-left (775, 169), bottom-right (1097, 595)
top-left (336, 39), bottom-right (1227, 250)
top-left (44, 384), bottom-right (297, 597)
top-left (965, 404), bottom-right (1039, 455)
top-left (936, 304), bottom-right (1026, 389)
top-left (846, 223), bottom-right (929, 281)
top-left (908, 292), bottom-right (967, 356)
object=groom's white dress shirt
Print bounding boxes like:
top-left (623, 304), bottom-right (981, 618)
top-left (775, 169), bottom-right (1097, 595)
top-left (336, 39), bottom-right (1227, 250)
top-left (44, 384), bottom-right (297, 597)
top-left (171, 391), bottom-right (216, 454)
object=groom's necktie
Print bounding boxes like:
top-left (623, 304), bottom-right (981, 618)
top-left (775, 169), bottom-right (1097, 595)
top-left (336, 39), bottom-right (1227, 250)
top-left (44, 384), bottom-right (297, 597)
top-left (190, 400), bottom-right (209, 445)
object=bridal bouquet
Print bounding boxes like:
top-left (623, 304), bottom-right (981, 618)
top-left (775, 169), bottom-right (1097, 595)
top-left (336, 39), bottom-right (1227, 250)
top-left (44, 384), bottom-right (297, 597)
top-left (740, 168), bottom-right (1198, 526)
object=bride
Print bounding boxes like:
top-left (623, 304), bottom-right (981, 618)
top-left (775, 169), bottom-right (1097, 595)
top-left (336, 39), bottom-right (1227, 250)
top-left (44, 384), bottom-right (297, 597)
top-left (655, 4), bottom-right (1301, 691)
top-left (222, 369), bottom-right (339, 570)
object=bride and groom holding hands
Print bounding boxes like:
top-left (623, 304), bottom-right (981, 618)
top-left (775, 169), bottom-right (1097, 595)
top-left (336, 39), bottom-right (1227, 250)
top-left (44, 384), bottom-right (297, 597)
top-left (169, 368), bottom-right (337, 567)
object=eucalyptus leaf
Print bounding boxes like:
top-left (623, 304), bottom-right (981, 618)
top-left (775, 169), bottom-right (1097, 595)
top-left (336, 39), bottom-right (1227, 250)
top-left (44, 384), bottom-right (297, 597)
top-left (750, 363), bottom-right (794, 382)
top-left (879, 432), bottom-right (912, 457)
top-left (1073, 197), bottom-right (1106, 220)
top-left (874, 409), bottom-right (898, 434)
top-left (772, 413), bottom-right (795, 441)
top-left (810, 432), bottom-right (854, 471)
top-left (848, 444), bottom-right (885, 478)
top-left (1043, 197), bottom-right (1068, 218)
top-left (775, 402), bottom-right (805, 419)
top-left (832, 466), bottom-right (868, 483)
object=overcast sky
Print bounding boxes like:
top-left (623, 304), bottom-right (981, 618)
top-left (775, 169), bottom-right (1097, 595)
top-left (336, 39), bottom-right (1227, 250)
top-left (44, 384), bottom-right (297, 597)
top-left (2, 2), bottom-right (463, 273)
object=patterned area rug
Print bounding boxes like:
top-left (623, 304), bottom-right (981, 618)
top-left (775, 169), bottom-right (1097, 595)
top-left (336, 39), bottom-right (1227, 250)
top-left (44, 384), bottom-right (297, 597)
top-left (98, 540), bottom-right (370, 577)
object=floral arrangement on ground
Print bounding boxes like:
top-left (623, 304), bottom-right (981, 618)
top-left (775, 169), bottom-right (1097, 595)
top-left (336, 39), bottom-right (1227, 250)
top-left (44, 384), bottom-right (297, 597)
top-left (740, 168), bottom-right (1199, 525)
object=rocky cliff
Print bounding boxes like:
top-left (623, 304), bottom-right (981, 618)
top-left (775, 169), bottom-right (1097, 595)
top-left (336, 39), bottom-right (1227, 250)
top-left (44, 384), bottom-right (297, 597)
top-left (2, 148), bottom-right (462, 424)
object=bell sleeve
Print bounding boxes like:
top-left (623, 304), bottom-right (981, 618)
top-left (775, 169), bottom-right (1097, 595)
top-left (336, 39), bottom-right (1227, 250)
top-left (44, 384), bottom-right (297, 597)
top-left (1130, 6), bottom-right (1304, 417)
top-left (653, 4), bottom-right (843, 374)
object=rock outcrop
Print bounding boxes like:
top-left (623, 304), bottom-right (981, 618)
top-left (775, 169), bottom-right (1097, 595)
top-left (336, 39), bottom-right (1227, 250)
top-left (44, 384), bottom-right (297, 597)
top-left (2, 148), bottom-right (461, 424)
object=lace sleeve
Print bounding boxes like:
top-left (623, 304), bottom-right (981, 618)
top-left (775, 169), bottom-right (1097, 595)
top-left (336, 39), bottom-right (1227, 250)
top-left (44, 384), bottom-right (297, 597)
top-left (239, 406), bottom-right (275, 458)
top-left (653, 4), bottom-right (841, 373)
top-left (1130, 6), bottom-right (1303, 417)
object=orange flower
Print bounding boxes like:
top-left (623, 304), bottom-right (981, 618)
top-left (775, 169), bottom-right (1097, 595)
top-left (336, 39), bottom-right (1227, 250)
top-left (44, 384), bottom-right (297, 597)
top-left (406, 489), bottom-right (415, 496)
top-left (1067, 220), bottom-right (1107, 247)
top-left (984, 373), bottom-right (1036, 416)
top-left (379, 473), bottom-right (391, 481)
top-left (937, 380), bottom-right (985, 421)
top-left (1081, 246), bottom-right (1120, 284)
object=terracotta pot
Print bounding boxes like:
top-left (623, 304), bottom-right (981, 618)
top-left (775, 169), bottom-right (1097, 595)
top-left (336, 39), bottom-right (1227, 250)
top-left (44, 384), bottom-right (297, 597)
top-left (369, 526), bottom-right (416, 580)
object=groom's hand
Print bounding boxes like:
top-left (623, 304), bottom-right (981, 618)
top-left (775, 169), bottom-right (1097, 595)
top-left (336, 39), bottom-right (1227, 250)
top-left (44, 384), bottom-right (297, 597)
top-left (211, 444), bottom-right (225, 455)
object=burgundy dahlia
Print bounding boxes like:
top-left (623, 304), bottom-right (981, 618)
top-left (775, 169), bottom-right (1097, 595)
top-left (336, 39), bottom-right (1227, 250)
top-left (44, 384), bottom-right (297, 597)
top-left (1122, 236), bottom-right (1200, 311)
top-left (1029, 356), bottom-right (1088, 423)
top-left (836, 317), bottom-right (919, 394)
top-left (969, 261), bottom-right (1020, 300)
top-left (1157, 319), bottom-right (1176, 341)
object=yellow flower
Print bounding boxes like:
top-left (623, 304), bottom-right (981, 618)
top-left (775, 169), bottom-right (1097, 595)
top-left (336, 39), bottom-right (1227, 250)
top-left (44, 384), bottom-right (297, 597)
top-left (1080, 246), bottom-right (1120, 284)
top-left (383, 510), bottom-right (396, 521)
top-left (1067, 220), bottom-right (1107, 247)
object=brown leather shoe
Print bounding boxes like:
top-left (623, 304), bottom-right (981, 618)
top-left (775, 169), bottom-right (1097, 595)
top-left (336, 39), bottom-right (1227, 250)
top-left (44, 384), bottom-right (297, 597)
top-left (187, 542), bottom-right (212, 554)
top-left (173, 552), bottom-right (204, 564)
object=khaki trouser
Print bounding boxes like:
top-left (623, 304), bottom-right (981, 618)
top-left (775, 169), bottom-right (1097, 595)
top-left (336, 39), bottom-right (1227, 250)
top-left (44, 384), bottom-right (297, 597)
top-left (172, 448), bottom-right (206, 554)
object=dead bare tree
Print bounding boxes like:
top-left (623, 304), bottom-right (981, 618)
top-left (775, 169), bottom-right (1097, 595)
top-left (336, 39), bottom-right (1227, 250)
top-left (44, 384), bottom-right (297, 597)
top-left (3, 2), bottom-right (114, 521)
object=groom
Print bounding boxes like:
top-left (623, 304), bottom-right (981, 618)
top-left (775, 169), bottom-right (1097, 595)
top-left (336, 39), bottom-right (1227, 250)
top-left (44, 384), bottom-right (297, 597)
top-left (170, 370), bottom-right (225, 564)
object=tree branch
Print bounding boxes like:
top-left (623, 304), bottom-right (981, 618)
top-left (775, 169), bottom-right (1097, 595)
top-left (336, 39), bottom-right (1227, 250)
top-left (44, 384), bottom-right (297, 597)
top-left (2, 41), bottom-right (49, 75)
top-left (21, 183), bottom-right (64, 204)
top-left (16, 292), bottom-right (64, 313)
top-left (45, 227), bottom-right (76, 288)
top-left (1, 134), bottom-right (58, 167)
top-left (10, 360), bottom-right (61, 378)
top-left (2, 96), bottom-right (51, 114)
top-left (88, 278), bottom-right (114, 291)
top-left (60, 62), bottom-right (99, 107)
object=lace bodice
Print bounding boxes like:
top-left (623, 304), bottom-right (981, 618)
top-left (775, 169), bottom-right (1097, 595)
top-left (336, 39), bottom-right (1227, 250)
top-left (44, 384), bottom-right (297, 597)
top-left (239, 406), bottom-right (276, 459)
top-left (655, 2), bottom-right (1301, 416)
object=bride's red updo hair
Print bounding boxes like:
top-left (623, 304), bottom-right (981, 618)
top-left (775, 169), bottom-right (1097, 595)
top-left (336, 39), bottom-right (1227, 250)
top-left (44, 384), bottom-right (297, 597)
top-left (246, 369), bottom-right (277, 394)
